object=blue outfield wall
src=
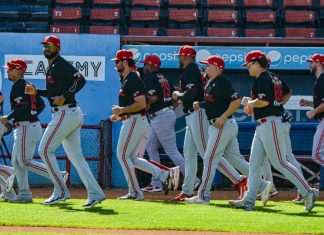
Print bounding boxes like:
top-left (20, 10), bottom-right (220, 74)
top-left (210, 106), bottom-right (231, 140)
top-left (0, 33), bottom-right (121, 186)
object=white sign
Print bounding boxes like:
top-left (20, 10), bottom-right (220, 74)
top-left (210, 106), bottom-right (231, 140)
top-left (4, 54), bottom-right (106, 81)
top-left (284, 95), bottom-right (313, 110)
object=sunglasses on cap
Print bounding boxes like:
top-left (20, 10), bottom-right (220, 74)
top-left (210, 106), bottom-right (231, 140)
top-left (43, 43), bottom-right (57, 50)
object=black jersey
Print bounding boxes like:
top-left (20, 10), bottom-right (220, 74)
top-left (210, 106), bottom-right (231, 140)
top-left (251, 71), bottom-right (284, 120)
top-left (313, 73), bottom-right (324, 120)
top-left (268, 72), bottom-right (292, 114)
top-left (37, 56), bottom-right (86, 107)
top-left (119, 71), bottom-right (146, 116)
top-left (7, 79), bottom-right (45, 122)
top-left (143, 71), bottom-right (174, 114)
top-left (178, 63), bottom-right (204, 113)
top-left (203, 75), bottom-right (240, 120)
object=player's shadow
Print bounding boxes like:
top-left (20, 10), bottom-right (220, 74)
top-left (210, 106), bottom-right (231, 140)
top-left (52, 203), bottom-right (118, 215)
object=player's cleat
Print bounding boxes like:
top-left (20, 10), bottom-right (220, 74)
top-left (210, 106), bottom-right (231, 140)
top-left (1, 188), bottom-right (16, 201)
top-left (43, 195), bottom-right (69, 205)
top-left (171, 166), bottom-right (180, 191)
top-left (229, 199), bottom-right (255, 211)
top-left (257, 189), bottom-right (278, 200)
top-left (304, 188), bottom-right (319, 212)
top-left (162, 170), bottom-right (175, 195)
top-left (9, 194), bottom-right (33, 203)
top-left (234, 177), bottom-right (248, 200)
top-left (184, 196), bottom-right (209, 205)
top-left (61, 171), bottom-right (69, 184)
top-left (194, 178), bottom-right (201, 191)
top-left (173, 193), bottom-right (194, 202)
top-left (141, 184), bottom-right (163, 192)
top-left (292, 192), bottom-right (304, 203)
top-left (117, 194), bottom-right (144, 201)
top-left (82, 198), bottom-right (105, 208)
top-left (261, 181), bottom-right (272, 206)
top-left (6, 173), bottom-right (15, 193)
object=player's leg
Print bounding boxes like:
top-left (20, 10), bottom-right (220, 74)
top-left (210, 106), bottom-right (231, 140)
top-left (311, 120), bottom-right (324, 166)
top-left (10, 127), bottom-right (32, 202)
top-left (264, 120), bottom-right (312, 198)
top-left (144, 126), bottom-right (163, 190)
top-left (17, 123), bottom-right (50, 179)
top-left (38, 111), bottom-right (71, 203)
top-left (153, 110), bottom-right (185, 178)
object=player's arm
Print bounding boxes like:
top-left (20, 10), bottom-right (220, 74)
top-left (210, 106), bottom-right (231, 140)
top-left (5, 86), bottom-right (29, 122)
top-left (307, 79), bottom-right (324, 118)
top-left (173, 70), bottom-right (199, 101)
top-left (119, 95), bottom-right (147, 114)
top-left (143, 77), bottom-right (158, 104)
top-left (63, 71), bottom-right (86, 100)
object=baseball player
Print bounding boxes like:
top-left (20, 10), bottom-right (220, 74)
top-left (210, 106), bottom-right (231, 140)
top-left (110, 49), bottom-right (177, 200)
top-left (0, 91), bottom-right (16, 201)
top-left (1, 58), bottom-right (69, 203)
top-left (184, 56), bottom-right (272, 204)
top-left (138, 54), bottom-right (183, 192)
top-left (172, 46), bottom-right (248, 202)
top-left (229, 50), bottom-right (318, 212)
top-left (299, 53), bottom-right (324, 185)
top-left (25, 35), bottom-right (105, 207)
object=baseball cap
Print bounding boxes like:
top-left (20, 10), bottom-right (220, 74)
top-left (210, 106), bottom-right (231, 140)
top-left (3, 58), bottom-right (27, 71)
top-left (242, 50), bottom-right (266, 66)
top-left (306, 53), bottom-right (324, 64)
top-left (111, 49), bottom-right (133, 61)
top-left (140, 54), bottom-right (161, 68)
top-left (41, 35), bottom-right (61, 47)
top-left (200, 55), bottom-right (225, 69)
top-left (177, 45), bottom-right (196, 57)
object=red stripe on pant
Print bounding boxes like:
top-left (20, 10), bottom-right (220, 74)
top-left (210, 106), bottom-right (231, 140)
top-left (43, 111), bottom-right (66, 198)
top-left (198, 110), bottom-right (207, 151)
top-left (271, 121), bottom-right (310, 192)
top-left (22, 126), bottom-right (47, 173)
top-left (314, 128), bottom-right (324, 165)
top-left (200, 128), bottom-right (223, 201)
top-left (0, 169), bottom-right (11, 177)
top-left (122, 118), bottom-right (139, 198)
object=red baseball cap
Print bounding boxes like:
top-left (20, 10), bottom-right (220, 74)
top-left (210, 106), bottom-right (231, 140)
top-left (200, 55), bottom-right (225, 69)
top-left (41, 35), bottom-right (61, 47)
top-left (3, 58), bottom-right (27, 71)
top-left (306, 53), bottom-right (324, 64)
top-left (140, 54), bottom-right (161, 68)
top-left (111, 49), bottom-right (133, 61)
top-left (177, 45), bottom-right (196, 57)
top-left (242, 50), bottom-right (266, 66)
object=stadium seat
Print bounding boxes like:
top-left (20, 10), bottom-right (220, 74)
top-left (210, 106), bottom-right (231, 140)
top-left (207, 27), bottom-right (238, 37)
top-left (166, 28), bottom-right (197, 36)
top-left (206, 0), bottom-right (237, 8)
top-left (52, 8), bottom-right (82, 20)
top-left (132, 0), bottom-right (161, 8)
top-left (25, 22), bottom-right (49, 32)
top-left (30, 5), bottom-right (48, 20)
top-left (242, 0), bottom-right (274, 8)
top-left (168, 9), bottom-right (198, 22)
top-left (167, 0), bottom-right (197, 7)
top-left (245, 28), bottom-right (276, 37)
top-left (245, 10), bottom-right (276, 23)
top-left (55, 0), bottom-right (84, 4)
top-left (89, 25), bottom-right (119, 34)
top-left (321, 0), bottom-right (324, 7)
top-left (130, 9), bottom-right (160, 21)
top-left (0, 22), bottom-right (25, 32)
top-left (0, 5), bottom-right (29, 19)
top-left (50, 24), bottom-right (80, 33)
top-left (285, 27), bottom-right (316, 38)
top-left (283, 0), bottom-right (313, 8)
top-left (93, 0), bottom-right (121, 5)
top-left (284, 10), bottom-right (316, 24)
top-left (90, 8), bottom-right (120, 21)
top-left (208, 9), bottom-right (238, 24)
top-left (128, 27), bottom-right (159, 36)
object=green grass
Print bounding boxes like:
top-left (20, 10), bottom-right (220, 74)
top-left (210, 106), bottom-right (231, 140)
top-left (0, 199), bottom-right (324, 234)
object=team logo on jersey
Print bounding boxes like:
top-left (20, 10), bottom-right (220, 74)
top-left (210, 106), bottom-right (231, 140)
top-left (46, 75), bottom-right (55, 84)
top-left (231, 92), bottom-right (239, 99)
top-left (258, 93), bottom-right (266, 99)
top-left (14, 97), bottom-right (23, 104)
top-left (119, 89), bottom-right (125, 97)
top-left (204, 93), bottom-right (214, 102)
top-left (134, 91), bottom-right (140, 97)
top-left (185, 83), bottom-right (195, 89)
